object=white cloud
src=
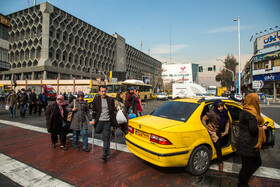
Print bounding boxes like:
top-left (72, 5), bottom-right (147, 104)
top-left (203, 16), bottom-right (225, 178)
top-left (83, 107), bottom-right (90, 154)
top-left (150, 44), bottom-right (189, 55)
top-left (206, 25), bottom-right (254, 34)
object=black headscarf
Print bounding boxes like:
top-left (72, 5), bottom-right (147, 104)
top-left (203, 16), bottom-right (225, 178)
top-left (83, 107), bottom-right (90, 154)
top-left (213, 99), bottom-right (229, 129)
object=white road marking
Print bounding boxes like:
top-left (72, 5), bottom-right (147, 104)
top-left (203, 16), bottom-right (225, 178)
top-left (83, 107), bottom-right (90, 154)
top-left (0, 119), bottom-right (279, 180)
top-left (0, 153), bottom-right (74, 187)
top-left (261, 113), bottom-right (280, 128)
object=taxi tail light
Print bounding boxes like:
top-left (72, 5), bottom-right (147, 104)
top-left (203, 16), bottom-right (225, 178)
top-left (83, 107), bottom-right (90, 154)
top-left (150, 134), bottom-right (172, 145)
top-left (128, 125), bottom-right (134, 134)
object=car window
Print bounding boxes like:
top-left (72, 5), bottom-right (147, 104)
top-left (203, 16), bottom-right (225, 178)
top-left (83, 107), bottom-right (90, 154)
top-left (151, 101), bottom-right (199, 122)
top-left (226, 105), bottom-right (242, 121)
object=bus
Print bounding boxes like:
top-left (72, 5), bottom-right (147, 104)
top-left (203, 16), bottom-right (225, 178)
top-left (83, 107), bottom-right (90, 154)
top-left (106, 80), bottom-right (152, 101)
top-left (206, 86), bottom-right (217, 96)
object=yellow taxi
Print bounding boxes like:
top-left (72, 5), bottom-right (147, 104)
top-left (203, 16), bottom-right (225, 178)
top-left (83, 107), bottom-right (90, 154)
top-left (125, 97), bottom-right (275, 175)
top-left (84, 93), bottom-right (100, 109)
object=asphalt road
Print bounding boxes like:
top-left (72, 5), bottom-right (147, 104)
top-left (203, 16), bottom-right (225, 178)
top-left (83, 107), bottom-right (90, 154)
top-left (0, 99), bottom-right (279, 170)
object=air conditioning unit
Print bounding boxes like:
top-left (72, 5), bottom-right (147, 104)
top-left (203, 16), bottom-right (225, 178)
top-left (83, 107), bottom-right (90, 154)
top-left (265, 60), bottom-right (272, 71)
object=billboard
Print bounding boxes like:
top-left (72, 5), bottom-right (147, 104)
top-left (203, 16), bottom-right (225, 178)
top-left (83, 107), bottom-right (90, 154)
top-left (162, 64), bottom-right (193, 83)
top-left (254, 30), bottom-right (280, 54)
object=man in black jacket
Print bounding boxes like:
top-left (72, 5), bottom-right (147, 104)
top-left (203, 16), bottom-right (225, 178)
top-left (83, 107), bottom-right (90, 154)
top-left (17, 88), bottom-right (28, 118)
top-left (92, 85), bottom-right (117, 161)
top-left (29, 89), bottom-right (37, 115)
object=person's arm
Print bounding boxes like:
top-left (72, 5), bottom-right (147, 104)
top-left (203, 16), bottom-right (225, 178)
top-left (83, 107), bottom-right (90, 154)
top-left (202, 115), bottom-right (210, 130)
top-left (247, 113), bottom-right (259, 137)
top-left (221, 120), bottom-right (230, 137)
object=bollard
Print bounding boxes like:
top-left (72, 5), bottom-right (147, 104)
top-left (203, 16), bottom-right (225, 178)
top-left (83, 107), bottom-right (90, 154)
top-left (267, 100), bottom-right (270, 106)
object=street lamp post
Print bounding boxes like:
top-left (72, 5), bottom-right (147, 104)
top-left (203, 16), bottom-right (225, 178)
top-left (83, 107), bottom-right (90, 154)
top-left (98, 71), bottom-right (107, 85)
top-left (234, 16), bottom-right (241, 96)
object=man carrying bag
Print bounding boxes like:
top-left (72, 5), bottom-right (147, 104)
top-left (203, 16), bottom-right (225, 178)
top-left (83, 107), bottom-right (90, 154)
top-left (91, 85), bottom-right (117, 162)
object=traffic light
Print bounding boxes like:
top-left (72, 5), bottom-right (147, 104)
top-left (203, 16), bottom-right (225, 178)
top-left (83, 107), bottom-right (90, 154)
top-left (213, 65), bottom-right (216, 71)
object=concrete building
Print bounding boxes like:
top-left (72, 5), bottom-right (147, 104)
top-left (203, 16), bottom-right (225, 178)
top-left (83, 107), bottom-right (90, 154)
top-left (0, 14), bottom-right (10, 74)
top-left (0, 2), bottom-right (161, 81)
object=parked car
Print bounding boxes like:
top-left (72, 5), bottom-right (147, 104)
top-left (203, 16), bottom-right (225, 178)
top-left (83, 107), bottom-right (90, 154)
top-left (84, 93), bottom-right (100, 108)
top-left (125, 97), bottom-right (275, 175)
top-left (157, 93), bottom-right (168, 100)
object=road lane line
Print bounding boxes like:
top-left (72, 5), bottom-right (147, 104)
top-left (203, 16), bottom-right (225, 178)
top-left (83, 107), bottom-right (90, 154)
top-left (261, 113), bottom-right (280, 128)
top-left (0, 153), bottom-right (74, 187)
top-left (0, 119), bottom-right (279, 180)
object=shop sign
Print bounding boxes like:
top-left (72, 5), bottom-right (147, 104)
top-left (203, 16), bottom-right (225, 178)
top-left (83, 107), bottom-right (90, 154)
top-left (252, 50), bottom-right (280, 63)
top-left (254, 30), bottom-right (280, 54)
top-left (253, 73), bottom-right (280, 82)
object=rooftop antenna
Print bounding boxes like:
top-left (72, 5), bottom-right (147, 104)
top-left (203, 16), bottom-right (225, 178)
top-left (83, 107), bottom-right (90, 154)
top-left (141, 27), bottom-right (144, 51)
top-left (34, 0), bottom-right (36, 6)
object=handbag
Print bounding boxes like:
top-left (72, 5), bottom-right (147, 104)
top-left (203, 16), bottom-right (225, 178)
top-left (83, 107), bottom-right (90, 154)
top-left (5, 104), bottom-right (10, 111)
top-left (62, 121), bottom-right (69, 128)
top-left (67, 100), bottom-right (75, 122)
top-left (116, 107), bottom-right (127, 124)
top-left (262, 126), bottom-right (275, 149)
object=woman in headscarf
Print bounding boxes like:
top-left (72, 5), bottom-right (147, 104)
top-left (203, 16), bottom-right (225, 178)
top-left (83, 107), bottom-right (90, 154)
top-left (134, 89), bottom-right (143, 116)
top-left (237, 93), bottom-right (267, 187)
top-left (202, 99), bottom-right (229, 172)
top-left (67, 91), bottom-right (94, 152)
top-left (45, 95), bottom-right (68, 150)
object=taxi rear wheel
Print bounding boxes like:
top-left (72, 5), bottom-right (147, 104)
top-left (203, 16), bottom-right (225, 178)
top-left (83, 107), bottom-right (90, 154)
top-left (186, 145), bottom-right (211, 176)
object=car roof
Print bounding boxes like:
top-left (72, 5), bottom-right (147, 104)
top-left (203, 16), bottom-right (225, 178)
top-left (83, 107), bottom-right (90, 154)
top-left (173, 96), bottom-right (240, 105)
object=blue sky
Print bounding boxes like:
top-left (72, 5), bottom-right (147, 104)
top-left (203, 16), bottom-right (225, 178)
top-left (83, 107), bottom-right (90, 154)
top-left (1, 0), bottom-right (279, 69)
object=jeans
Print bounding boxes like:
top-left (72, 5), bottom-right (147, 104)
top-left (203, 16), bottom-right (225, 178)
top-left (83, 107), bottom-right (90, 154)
top-left (99, 121), bottom-right (111, 156)
top-left (72, 125), bottom-right (88, 149)
top-left (9, 104), bottom-right (16, 117)
top-left (19, 104), bottom-right (27, 117)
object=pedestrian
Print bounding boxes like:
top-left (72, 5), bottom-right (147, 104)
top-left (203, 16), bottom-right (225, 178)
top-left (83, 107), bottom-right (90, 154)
top-left (38, 90), bottom-right (48, 116)
top-left (68, 93), bottom-right (75, 104)
top-left (28, 89), bottom-right (37, 115)
top-left (134, 89), bottom-right (143, 116)
top-left (114, 92), bottom-right (128, 135)
top-left (92, 85), bottom-right (117, 161)
top-left (67, 91), bottom-right (94, 152)
top-left (7, 90), bottom-right (17, 118)
top-left (63, 92), bottom-right (68, 101)
top-left (45, 95), bottom-right (69, 150)
top-left (237, 93), bottom-right (267, 187)
top-left (17, 88), bottom-right (28, 118)
top-left (202, 99), bottom-right (229, 172)
top-left (125, 88), bottom-right (138, 116)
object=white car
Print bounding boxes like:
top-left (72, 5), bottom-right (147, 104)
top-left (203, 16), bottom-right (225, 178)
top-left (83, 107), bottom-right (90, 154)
top-left (157, 93), bottom-right (168, 100)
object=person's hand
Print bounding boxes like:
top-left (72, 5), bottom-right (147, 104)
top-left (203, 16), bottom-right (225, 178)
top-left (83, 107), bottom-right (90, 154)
top-left (131, 110), bottom-right (133, 114)
top-left (116, 107), bottom-right (119, 111)
top-left (72, 107), bottom-right (77, 112)
top-left (89, 121), bottom-right (95, 125)
top-left (262, 126), bottom-right (267, 130)
top-left (221, 132), bottom-right (228, 137)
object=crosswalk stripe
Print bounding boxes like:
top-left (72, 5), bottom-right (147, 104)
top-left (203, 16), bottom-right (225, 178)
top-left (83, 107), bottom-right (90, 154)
top-left (0, 153), bottom-right (74, 187)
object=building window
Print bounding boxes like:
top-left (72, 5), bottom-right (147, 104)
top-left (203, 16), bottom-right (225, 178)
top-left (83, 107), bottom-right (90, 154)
top-left (23, 73), bottom-right (32, 80)
top-left (69, 56), bottom-right (71, 62)
top-left (274, 59), bottom-right (280, 67)
top-left (50, 30), bottom-right (53, 37)
top-left (69, 37), bottom-right (72, 43)
top-left (63, 35), bottom-right (66, 41)
top-left (46, 72), bottom-right (57, 79)
top-left (5, 74), bottom-right (11, 80)
top-left (49, 51), bottom-right (53, 58)
top-left (56, 53), bottom-right (59, 59)
top-left (34, 72), bottom-right (43, 80)
top-left (56, 33), bottom-right (60, 39)
top-left (63, 55), bottom-right (66, 61)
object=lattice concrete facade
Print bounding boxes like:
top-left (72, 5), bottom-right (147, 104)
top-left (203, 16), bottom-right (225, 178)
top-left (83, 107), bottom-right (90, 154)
top-left (1, 2), bottom-right (161, 80)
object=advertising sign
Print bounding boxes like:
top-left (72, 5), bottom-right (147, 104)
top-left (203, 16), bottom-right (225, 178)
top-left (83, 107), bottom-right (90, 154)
top-left (254, 30), bottom-right (280, 54)
top-left (162, 64), bottom-right (193, 83)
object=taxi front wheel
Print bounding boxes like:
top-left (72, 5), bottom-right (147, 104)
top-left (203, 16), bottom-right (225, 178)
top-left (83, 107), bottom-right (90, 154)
top-left (186, 145), bottom-right (211, 176)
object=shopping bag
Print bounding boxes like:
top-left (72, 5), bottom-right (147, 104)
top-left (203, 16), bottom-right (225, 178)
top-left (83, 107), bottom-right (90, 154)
top-left (5, 104), bottom-right (10, 111)
top-left (67, 100), bottom-right (75, 122)
top-left (116, 109), bottom-right (127, 124)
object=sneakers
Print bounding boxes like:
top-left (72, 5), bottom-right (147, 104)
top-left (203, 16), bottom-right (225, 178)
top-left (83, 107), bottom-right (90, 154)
top-left (83, 148), bottom-right (90, 152)
top-left (52, 143), bottom-right (56, 148)
top-left (60, 146), bottom-right (68, 151)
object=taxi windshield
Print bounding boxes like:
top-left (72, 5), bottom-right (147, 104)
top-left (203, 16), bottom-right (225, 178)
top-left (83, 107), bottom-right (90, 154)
top-left (151, 101), bottom-right (199, 122)
top-left (84, 94), bottom-right (94, 98)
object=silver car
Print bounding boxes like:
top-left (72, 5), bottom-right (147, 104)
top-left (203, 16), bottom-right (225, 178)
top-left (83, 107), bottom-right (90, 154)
top-left (157, 93), bottom-right (168, 100)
